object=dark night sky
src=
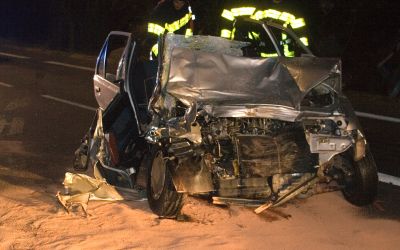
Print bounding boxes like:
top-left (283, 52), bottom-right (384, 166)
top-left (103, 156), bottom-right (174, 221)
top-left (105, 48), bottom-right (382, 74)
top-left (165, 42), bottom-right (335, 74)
top-left (0, 0), bottom-right (399, 91)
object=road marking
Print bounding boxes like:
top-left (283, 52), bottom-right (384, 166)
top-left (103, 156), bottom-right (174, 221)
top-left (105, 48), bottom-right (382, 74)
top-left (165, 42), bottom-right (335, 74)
top-left (0, 52), bottom-right (30, 59)
top-left (378, 172), bottom-right (400, 186)
top-left (41, 95), bottom-right (96, 111)
top-left (0, 81), bottom-right (13, 88)
top-left (44, 61), bottom-right (94, 72)
top-left (355, 111), bottom-right (400, 123)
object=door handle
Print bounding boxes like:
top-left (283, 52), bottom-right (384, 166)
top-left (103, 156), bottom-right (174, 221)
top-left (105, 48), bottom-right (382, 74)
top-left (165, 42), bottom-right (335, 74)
top-left (95, 86), bottom-right (101, 93)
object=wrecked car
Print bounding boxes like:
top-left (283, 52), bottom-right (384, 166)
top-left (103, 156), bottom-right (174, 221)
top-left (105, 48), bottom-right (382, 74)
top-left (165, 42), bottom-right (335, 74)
top-left (73, 20), bottom-right (378, 217)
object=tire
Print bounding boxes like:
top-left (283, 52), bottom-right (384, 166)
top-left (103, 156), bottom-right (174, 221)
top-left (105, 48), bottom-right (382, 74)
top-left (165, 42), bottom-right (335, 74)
top-left (146, 146), bottom-right (184, 218)
top-left (342, 148), bottom-right (378, 206)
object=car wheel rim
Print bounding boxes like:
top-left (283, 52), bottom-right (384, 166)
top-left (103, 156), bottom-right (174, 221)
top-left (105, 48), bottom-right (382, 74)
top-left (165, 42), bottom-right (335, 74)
top-left (151, 151), bottom-right (166, 200)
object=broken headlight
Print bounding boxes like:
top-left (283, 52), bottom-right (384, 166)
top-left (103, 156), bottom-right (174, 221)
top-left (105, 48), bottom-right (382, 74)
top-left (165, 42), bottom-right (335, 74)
top-left (301, 79), bottom-right (337, 108)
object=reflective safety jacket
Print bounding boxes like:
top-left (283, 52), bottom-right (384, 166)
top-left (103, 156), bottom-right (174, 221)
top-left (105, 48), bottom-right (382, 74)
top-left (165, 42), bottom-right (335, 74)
top-left (220, 1), bottom-right (309, 57)
top-left (147, 0), bottom-right (194, 58)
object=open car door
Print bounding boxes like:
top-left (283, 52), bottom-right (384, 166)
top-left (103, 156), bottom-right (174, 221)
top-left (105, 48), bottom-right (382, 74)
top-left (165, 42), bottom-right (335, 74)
top-left (94, 31), bottom-right (133, 110)
top-left (85, 31), bottom-right (159, 188)
top-left (82, 32), bottom-right (140, 187)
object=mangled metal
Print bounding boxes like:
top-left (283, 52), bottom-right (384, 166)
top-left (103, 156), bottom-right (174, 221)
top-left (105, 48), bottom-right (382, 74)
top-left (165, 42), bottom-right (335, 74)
top-left (73, 21), bottom-right (378, 218)
top-left (57, 172), bottom-right (124, 214)
top-left (143, 32), bottom-right (372, 204)
top-left (148, 33), bottom-right (362, 165)
top-left (165, 48), bottom-right (341, 112)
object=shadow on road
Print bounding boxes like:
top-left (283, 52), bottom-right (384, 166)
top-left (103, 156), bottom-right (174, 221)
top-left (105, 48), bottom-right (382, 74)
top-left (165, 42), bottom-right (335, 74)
top-left (358, 183), bottom-right (400, 221)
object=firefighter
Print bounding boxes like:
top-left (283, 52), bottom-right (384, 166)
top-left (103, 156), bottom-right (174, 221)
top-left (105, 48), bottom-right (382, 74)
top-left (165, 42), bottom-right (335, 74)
top-left (219, 0), bottom-right (309, 57)
top-left (147, 0), bottom-right (194, 59)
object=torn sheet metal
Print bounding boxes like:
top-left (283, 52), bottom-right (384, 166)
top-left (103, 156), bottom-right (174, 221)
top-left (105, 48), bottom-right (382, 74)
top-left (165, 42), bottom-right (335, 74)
top-left (154, 33), bottom-right (341, 122)
top-left (254, 174), bottom-right (318, 214)
top-left (153, 34), bottom-right (250, 114)
top-left (57, 172), bottom-right (140, 214)
top-left (160, 34), bottom-right (250, 95)
top-left (165, 47), bottom-right (340, 117)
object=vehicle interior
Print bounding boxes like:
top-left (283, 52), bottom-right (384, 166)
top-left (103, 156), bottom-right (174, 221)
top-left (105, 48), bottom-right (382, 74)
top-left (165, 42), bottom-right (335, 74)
top-left (95, 34), bottom-right (158, 187)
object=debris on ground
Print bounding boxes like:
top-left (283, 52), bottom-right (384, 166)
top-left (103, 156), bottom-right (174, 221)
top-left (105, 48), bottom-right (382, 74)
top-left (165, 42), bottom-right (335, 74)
top-left (56, 172), bottom-right (143, 214)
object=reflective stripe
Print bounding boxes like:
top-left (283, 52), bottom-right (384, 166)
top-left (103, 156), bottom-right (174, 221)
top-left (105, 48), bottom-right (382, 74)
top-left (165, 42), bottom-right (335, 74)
top-left (279, 12), bottom-right (295, 23)
top-left (148, 23), bottom-right (165, 35)
top-left (282, 33), bottom-right (294, 57)
top-left (265, 9), bottom-right (281, 19)
top-left (248, 31), bottom-right (260, 40)
top-left (250, 10), bottom-right (266, 20)
top-left (231, 7), bottom-right (256, 16)
top-left (251, 9), bottom-right (282, 20)
top-left (261, 52), bottom-right (278, 57)
top-left (165, 13), bottom-right (192, 33)
top-left (251, 9), bottom-right (297, 24)
top-left (222, 7), bottom-right (256, 20)
top-left (185, 28), bottom-right (193, 36)
top-left (300, 37), bottom-right (309, 46)
top-left (151, 44), bottom-right (158, 57)
top-left (283, 44), bottom-right (295, 57)
top-left (221, 29), bottom-right (232, 38)
top-left (221, 9), bottom-right (235, 21)
top-left (291, 18), bottom-right (306, 29)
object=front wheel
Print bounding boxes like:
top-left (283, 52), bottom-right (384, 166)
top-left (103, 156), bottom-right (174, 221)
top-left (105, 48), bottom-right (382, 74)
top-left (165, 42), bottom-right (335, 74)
top-left (342, 148), bottom-right (378, 206)
top-left (146, 146), bottom-right (184, 218)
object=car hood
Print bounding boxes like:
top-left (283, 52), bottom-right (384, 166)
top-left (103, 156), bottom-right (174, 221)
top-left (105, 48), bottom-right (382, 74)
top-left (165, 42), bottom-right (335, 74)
top-left (154, 35), bottom-right (341, 121)
top-left (167, 46), bottom-right (340, 105)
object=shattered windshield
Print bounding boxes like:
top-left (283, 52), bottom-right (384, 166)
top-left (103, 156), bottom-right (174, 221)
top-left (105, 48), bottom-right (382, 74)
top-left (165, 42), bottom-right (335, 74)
top-left (233, 19), bottom-right (311, 58)
top-left (268, 25), bottom-right (310, 57)
top-left (160, 21), bottom-right (311, 62)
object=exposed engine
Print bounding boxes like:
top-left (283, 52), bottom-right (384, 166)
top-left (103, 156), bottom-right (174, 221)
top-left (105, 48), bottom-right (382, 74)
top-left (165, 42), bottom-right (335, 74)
top-left (196, 117), bottom-right (318, 199)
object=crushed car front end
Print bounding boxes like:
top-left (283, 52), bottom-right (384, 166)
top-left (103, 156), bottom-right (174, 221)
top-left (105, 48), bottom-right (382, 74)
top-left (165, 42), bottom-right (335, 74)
top-left (74, 21), bottom-right (378, 218)
top-left (144, 30), bottom-right (377, 216)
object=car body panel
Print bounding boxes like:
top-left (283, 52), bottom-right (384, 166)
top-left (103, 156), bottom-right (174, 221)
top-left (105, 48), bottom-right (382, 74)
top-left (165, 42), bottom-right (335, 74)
top-left (94, 31), bottom-right (133, 110)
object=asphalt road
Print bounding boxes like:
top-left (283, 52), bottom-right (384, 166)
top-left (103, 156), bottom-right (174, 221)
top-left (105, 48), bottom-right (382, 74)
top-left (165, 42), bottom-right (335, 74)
top-left (0, 46), bottom-right (399, 248)
top-left (0, 49), bottom-right (96, 185)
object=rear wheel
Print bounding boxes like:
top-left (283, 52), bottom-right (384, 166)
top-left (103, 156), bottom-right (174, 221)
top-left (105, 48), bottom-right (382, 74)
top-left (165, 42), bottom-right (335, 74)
top-left (342, 148), bottom-right (378, 206)
top-left (146, 146), bottom-right (184, 218)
